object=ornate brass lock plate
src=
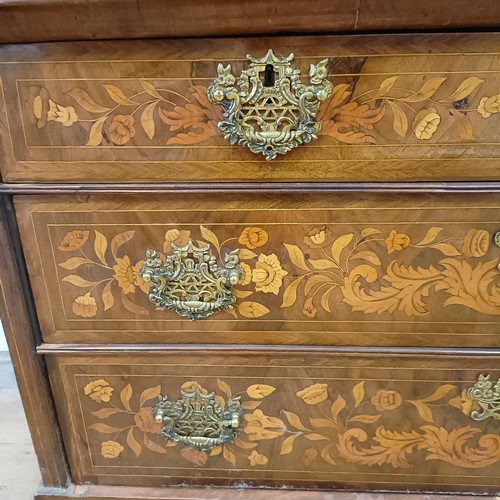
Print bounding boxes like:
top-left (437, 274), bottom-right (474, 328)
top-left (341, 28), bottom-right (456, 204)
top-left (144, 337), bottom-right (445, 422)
top-left (152, 386), bottom-right (243, 451)
top-left (467, 374), bottom-right (500, 421)
top-left (139, 241), bottom-right (241, 320)
top-left (208, 49), bottom-right (332, 160)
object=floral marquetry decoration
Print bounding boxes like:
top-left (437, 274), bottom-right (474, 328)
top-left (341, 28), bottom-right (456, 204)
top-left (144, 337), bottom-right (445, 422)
top-left (82, 375), bottom-right (500, 470)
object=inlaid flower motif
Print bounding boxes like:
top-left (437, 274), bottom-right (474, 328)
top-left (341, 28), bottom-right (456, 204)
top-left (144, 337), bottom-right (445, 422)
top-left (385, 230), bottom-right (410, 254)
top-left (134, 407), bottom-right (163, 434)
top-left (412, 107), bottom-right (441, 140)
top-left (113, 256), bottom-right (149, 294)
top-left (31, 87), bottom-right (51, 128)
top-left (296, 383), bottom-right (329, 405)
top-left (448, 389), bottom-right (481, 416)
top-left (461, 229), bottom-right (490, 257)
top-left (109, 114), bottom-right (136, 145)
top-left (180, 447), bottom-right (208, 466)
top-left (248, 450), bottom-right (268, 466)
top-left (302, 296), bottom-right (317, 318)
top-left (47, 100), bottom-right (78, 127)
top-left (243, 409), bottom-right (286, 441)
top-left (302, 448), bottom-right (319, 466)
top-left (251, 253), bottom-right (288, 295)
top-left (238, 262), bottom-right (252, 286)
top-left (303, 226), bottom-right (333, 249)
top-left (371, 389), bottom-right (402, 411)
top-left (58, 229), bottom-right (90, 251)
top-left (238, 227), bottom-right (269, 250)
top-left (477, 95), bottom-right (500, 118)
top-left (101, 440), bottom-right (124, 459)
top-left (163, 229), bottom-right (191, 252)
top-left (72, 293), bottom-right (98, 318)
top-left (84, 379), bottom-right (114, 403)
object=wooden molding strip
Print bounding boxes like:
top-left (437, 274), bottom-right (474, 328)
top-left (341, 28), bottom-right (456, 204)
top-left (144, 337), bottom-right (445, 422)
top-left (2, 181), bottom-right (500, 195)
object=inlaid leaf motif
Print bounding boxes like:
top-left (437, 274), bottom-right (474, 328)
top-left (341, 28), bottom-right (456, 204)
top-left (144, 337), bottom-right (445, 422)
top-left (309, 418), bottom-right (337, 429)
top-left (120, 383), bottom-right (133, 411)
top-left (91, 408), bottom-right (123, 419)
top-left (143, 434), bottom-right (167, 454)
top-left (401, 77), bottom-right (447, 103)
top-left (373, 76), bottom-right (398, 99)
top-left (210, 446), bottom-right (222, 456)
top-left (58, 257), bottom-right (92, 270)
top-left (94, 230), bottom-right (108, 265)
top-left (282, 410), bottom-right (311, 432)
top-left (101, 281), bottom-right (114, 311)
top-left (280, 434), bottom-right (299, 455)
top-left (330, 395), bottom-right (346, 425)
top-left (320, 443), bottom-right (336, 465)
top-left (352, 381), bottom-right (365, 407)
top-left (200, 225), bottom-right (220, 249)
top-left (284, 243), bottom-right (310, 271)
top-left (88, 423), bottom-right (123, 434)
top-left (304, 433), bottom-right (329, 441)
top-left (140, 102), bottom-right (157, 140)
top-left (223, 446), bottom-right (237, 466)
top-left (67, 88), bottom-right (111, 114)
top-left (361, 228), bottom-right (382, 238)
top-left (349, 414), bottom-right (381, 424)
top-left (241, 401), bottom-right (261, 410)
top-left (110, 230), bottom-right (135, 259)
top-left (320, 286), bottom-right (336, 313)
top-left (139, 385), bottom-right (162, 407)
top-left (121, 291), bottom-right (150, 316)
top-left (217, 379), bottom-right (232, 397)
top-left (305, 275), bottom-right (332, 295)
top-left (238, 301), bottom-right (270, 318)
top-left (317, 83), bottom-right (351, 120)
top-left (238, 249), bottom-right (258, 260)
top-left (408, 401), bottom-right (435, 423)
top-left (453, 110), bottom-right (475, 140)
top-left (331, 233), bottom-right (354, 263)
top-left (247, 384), bottom-right (276, 399)
top-left (386, 100), bottom-right (408, 137)
top-left (127, 428), bottom-right (142, 457)
top-left (234, 436), bottom-right (257, 449)
top-left (103, 84), bottom-right (136, 106)
top-left (86, 116), bottom-right (107, 146)
top-left (309, 258), bottom-right (340, 270)
top-left (350, 251), bottom-right (381, 266)
top-left (140, 80), bottom-right (163, 100)
top-left (280, 276), bottom-right (304, 308)
top-left (415, 227), bottom-right (443, 246)
top-left (62, 275), bottom-right (98, 287)
top-left (445, 77), bottom-right (484, 102)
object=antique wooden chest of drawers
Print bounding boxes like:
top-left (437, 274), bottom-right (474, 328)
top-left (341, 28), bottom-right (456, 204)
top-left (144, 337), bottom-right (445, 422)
top-left (0, 3), bottom-right (500, 499)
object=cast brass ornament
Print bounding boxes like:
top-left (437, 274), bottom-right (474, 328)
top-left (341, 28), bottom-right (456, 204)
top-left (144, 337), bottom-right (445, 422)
top-left (467, 374), bottom-right (500, 421)
top-left (139, 241), bottom-right (241, 320)
top-left (495, 231), bottom-right (500, 271)
top-left (152, 386), bottom-right (243, 451)
top-left (208, 49), bottom-right (332, 160)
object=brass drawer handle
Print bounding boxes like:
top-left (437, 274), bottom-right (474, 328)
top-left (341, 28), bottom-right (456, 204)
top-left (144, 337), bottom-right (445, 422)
top-left (152, 385), bottom-right (243, 451)
top-left (467, 374), bottom-right (500, 421)
top-left (208, 50), bottom-right (331, 160)
top-left (139, 241), bottom-right (241, 320)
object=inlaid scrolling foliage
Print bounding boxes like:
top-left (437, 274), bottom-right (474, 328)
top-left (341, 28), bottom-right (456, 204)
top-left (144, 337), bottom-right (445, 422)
top-left (31, 73), bottom-right (500, 146)
top-left (56, 224), bottom-right (500, 318)
top-left (84, 376), bottom-right (500, 469)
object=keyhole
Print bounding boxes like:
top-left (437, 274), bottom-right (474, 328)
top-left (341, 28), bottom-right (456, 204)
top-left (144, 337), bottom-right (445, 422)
top-left (262, 64), bottom-right (276, 87)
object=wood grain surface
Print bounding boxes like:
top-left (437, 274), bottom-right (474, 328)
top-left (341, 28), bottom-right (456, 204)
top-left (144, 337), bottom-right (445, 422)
top-left (45, 348), bottom-right (500, 493)
top-left (1, 0), bottom-right (500, 44)
top-left (15, 192), bottom-right (500, 346)
top-left (1, 33), bottom-right (500, 183)
top-left (0, 196), bottom-right (69, 488)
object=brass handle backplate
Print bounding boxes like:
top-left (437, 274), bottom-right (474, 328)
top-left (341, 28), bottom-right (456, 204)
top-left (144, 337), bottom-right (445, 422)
top-left (139, 241), bottom-right (241, 320)
top-left (152, 386), bottom-right (243, 451)
top-left (467, 374), bottom-right (500, 421)
top-left (207, 49), bottom-right (332, 160)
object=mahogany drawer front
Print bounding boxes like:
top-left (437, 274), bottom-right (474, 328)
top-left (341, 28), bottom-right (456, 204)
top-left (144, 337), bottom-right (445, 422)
top-left (1, 33), bottom-right (500, 183)
top-left (44, 348), bottom-right (500, 493)
top-left (15, 192), bottom-right (500, 347)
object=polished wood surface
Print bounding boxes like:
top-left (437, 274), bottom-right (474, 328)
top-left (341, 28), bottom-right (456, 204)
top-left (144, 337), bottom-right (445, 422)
top-left (46, 348), bottom-right (500, 493)
top-left (0, 197), bottom-right (69, 488)
top-left (1, 0), bottom-right (500, 44)
top-left (15, 192), bottom-right (500, 346)
top-left (1, 33), bottom-right (500, 183)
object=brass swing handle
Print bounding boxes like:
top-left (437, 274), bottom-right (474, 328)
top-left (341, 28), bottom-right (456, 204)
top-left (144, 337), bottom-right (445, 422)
top-left (139, 241), bottom-right (241, 321)
top-left (152, 387), bottom-right (243, 451)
